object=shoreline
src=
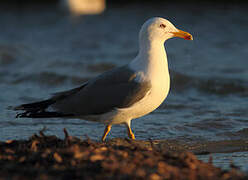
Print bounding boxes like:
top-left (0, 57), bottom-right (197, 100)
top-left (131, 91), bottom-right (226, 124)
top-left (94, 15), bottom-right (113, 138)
top-left (0, 129), bottom-right (247, 180)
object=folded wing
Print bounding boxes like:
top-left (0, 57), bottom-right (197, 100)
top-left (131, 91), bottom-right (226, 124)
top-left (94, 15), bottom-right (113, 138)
top-left (14, 65), bottom-right (151, 118)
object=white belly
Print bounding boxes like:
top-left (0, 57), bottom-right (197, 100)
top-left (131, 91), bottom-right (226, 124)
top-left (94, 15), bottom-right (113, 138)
top-left (98, 72), bottom-right (170, 124)
top-left (120, 74), bottom-right (170, 120)
top-left (80, 74), bottom-right (170, 125)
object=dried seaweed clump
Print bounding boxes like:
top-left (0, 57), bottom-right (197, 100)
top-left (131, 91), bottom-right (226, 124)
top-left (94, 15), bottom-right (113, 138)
top-left (0, 129), bottom-right (246, 180)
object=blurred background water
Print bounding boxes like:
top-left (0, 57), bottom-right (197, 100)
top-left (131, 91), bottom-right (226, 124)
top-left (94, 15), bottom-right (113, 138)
top-left (0, 0), bottom-right (247, 170)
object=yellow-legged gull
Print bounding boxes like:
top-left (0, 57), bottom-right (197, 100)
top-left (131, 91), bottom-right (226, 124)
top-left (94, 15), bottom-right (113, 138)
top-left (14, 17), bottom-right (193, 141)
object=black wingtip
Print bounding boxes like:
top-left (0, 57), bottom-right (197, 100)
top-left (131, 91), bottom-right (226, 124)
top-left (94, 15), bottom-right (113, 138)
top-left (16, 112), bottom-right (26, 118)
top-left (15, 111), bottom-right (74, 118)
top-left (12, 99), bottom-right (56, 113)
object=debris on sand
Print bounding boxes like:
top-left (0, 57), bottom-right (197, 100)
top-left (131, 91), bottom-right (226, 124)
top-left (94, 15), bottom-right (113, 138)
top-left (0, 129), bottom-right (246, 180)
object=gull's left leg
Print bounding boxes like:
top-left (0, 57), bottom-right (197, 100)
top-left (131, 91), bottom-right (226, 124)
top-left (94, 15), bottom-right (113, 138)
top-left (125, 121), bottom-right (135, 140)
top-left (101, 125), bottom-right (112, 142)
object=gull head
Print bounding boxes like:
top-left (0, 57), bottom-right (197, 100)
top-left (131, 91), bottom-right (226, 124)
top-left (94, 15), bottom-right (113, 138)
top-left (139, 17), bottom-right (193, 43)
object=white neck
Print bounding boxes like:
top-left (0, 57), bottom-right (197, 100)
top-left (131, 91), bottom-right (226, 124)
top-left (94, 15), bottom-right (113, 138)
top-left (129, 38), bottom-right (169, 79)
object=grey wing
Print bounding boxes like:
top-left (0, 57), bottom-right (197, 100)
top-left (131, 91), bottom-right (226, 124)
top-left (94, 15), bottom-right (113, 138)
top-left (52, 65), bottom-right (151, 115)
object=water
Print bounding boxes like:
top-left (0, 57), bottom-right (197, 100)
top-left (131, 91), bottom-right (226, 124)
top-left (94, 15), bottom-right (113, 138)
top-left (0, 2), bottom-right (248, 170)
top-left (197, 152), bottom-right (248, 171)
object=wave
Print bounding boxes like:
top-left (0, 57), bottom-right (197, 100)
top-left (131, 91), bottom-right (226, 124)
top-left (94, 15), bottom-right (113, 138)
top-left (171, 71), bottom-right (248, 96)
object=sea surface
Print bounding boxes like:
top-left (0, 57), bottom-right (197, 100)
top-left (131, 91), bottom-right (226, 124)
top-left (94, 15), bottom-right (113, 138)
top-left (0, 2), bottom-right (247, 170)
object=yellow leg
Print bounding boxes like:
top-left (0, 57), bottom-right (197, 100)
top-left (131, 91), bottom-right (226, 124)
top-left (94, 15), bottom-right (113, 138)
top-left (126, 122), bottom-right (135, 140)
top-left (101, 125), bottom-right (112, 141)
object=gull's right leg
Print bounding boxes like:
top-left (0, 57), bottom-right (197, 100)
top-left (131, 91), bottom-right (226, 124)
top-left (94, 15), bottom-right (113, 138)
top-left (125, 121), bottom-right (135, 140)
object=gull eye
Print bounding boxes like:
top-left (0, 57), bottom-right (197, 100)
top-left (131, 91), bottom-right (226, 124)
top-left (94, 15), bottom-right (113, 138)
top-left (160, 24), bottom-right (166, 28)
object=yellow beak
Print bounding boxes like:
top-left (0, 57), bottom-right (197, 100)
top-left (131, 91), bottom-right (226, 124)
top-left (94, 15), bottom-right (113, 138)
top-left (171, 29), bottom-right (193, 40)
